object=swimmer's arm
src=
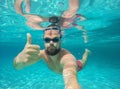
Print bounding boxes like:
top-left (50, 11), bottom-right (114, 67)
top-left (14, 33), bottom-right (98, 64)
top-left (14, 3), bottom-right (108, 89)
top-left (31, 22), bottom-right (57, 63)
top-left (61, 54), bottom-right (81, 89)
top-left (14, 50), bottom-right (43, 70)
top-left (14, 33), bottom-right (44, 70)
top-left (14, 0), bottom-right (24, 15)
top-left (80, 49), bottom-right (90, 67)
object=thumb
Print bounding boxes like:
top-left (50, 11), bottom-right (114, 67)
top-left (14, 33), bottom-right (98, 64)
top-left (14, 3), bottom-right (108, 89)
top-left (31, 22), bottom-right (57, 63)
top-left (26, 33), bottom-right (32, 44)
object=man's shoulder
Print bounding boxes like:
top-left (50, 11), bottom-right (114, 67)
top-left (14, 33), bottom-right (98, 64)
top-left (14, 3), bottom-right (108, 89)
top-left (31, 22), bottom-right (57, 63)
top-left (61, 48), bottom-right (69, 53)
top-left (61, 48), bottom-right (72, 54)
top-left (60, 48), bottom-right (74, 57)
top-left (60, 48), bottom-right (76, 64)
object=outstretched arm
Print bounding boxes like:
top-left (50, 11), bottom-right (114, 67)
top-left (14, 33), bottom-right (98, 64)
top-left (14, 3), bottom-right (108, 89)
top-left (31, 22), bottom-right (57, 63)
top-left (61, 54), bottom-right (81, 89)
top-left (14, 33), bottom-right (42, 69)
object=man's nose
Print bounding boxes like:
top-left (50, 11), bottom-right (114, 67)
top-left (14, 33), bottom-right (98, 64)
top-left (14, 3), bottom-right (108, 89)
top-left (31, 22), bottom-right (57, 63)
top-left (50, 41), bottom-right (54, 45)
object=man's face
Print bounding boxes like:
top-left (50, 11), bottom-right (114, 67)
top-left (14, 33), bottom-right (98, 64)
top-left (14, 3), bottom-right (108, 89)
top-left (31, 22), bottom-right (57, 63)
top-left (43, 29), bottom-right (61, 55)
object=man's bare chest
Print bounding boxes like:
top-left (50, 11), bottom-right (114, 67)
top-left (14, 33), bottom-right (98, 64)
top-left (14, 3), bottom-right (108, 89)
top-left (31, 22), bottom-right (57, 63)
top-left (46, 58), bottom-right (63, 73)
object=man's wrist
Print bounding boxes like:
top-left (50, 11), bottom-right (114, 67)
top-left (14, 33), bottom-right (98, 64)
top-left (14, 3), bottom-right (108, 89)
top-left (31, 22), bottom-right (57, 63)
top-left (14, 56), bottom-right (25, 69)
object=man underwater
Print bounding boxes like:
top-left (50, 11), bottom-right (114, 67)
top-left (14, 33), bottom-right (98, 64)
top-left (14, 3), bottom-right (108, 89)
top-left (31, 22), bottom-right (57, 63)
top-left (14, 24), bottom-right (90, 89)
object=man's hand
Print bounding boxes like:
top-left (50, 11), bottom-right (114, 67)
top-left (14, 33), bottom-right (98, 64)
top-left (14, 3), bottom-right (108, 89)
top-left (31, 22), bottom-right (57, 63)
top-left (85, 49), bottom-right (91, 55)
top-left (22, 33), bottom-right (40, 63)
top-left (14, 33), bottom-right (40, 69)
top-left (19, 33), bottom-right (40, 63)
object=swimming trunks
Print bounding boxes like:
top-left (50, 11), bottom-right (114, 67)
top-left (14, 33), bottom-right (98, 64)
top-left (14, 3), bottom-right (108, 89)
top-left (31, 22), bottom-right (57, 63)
top-left (77, 60), bottom-right (82, 71)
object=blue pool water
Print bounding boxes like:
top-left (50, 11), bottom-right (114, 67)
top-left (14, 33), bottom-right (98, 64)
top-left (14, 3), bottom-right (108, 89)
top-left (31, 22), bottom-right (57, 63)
top-left (0, 0), bottom-right (120, 89)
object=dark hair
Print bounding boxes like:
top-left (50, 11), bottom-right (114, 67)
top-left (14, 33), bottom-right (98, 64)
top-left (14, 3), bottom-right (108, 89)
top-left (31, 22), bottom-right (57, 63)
top-left (49, 16), bottom-right (63, 26)
top-left (49, 16), bottom-right (59, 23)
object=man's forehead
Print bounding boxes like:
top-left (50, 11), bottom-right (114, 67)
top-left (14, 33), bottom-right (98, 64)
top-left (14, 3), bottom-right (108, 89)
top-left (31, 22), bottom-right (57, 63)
top-left (44, 30), bottom-right (60, 35)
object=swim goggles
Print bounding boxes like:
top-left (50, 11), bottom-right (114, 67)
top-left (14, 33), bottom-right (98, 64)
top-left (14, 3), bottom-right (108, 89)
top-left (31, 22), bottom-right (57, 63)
top-left (44, 37), bottom-right (60, 43)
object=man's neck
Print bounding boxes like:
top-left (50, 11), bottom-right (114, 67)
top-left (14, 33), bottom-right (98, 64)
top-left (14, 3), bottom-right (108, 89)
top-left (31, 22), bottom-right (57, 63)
top-left (49, 49), bottom-right (61, 62)
top-left (49, 52), bottom-right (59, 60)
top-left (45, 48), bottom-right (61, 56)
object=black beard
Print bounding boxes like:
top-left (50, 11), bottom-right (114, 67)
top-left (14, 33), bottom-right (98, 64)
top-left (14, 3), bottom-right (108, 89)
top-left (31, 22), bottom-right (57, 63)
top-left (45, 48), bottom-right (61, 56)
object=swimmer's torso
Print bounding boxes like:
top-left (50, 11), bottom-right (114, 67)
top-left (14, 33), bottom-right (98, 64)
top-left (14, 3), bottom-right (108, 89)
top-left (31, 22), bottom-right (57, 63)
top-left (41, 49), bottom-right (71, 74)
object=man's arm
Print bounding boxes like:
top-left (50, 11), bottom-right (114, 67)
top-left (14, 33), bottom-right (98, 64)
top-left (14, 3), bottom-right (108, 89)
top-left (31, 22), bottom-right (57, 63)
top-left (61, 54), bottom-right (81, 89)
top-left (14, 33), bottom-right (42, 69)
top-left (80, 49), bottom-right (90, 67)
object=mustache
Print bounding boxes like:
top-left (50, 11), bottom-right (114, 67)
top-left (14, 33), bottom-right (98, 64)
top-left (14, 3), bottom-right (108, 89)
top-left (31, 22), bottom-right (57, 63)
top-left (47, 45), bottom-right (55, 49)
top-left (50, 43), bottom-right (54, 46)
top-left (49, 44), bottom-right (55, 47)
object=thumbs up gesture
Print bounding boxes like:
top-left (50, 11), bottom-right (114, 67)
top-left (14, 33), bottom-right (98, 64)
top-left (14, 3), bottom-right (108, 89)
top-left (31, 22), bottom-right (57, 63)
top-left (15, 33), bottom-right (40, 68)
